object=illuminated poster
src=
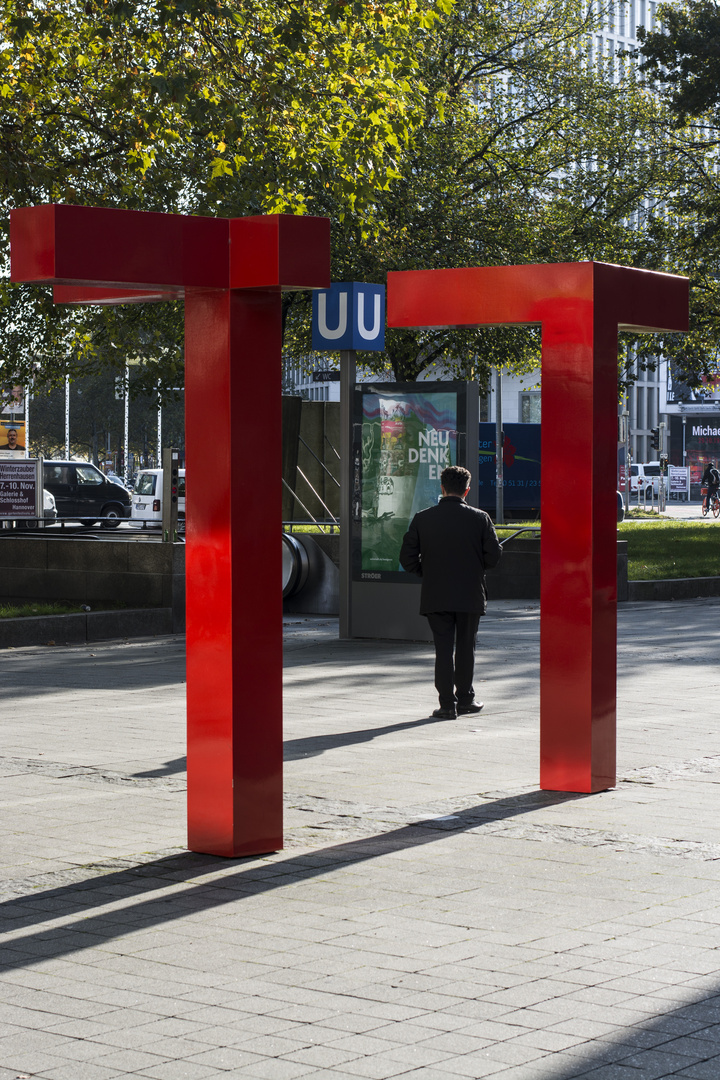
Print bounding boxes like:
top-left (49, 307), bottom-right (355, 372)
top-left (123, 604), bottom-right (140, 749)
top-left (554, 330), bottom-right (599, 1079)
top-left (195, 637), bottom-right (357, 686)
top-left (352, 384), bottom-right (465, 582)
top-left (0, 420), bottom-right (26, 458)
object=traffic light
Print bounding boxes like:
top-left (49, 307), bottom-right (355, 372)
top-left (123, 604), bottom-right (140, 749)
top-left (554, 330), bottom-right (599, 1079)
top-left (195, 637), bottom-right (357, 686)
top-left (650, 427), bottom-right (660, 451)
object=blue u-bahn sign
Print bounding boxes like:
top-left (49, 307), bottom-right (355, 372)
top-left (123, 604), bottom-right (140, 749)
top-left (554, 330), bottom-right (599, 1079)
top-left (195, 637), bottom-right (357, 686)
top-left (312, 282), bottom-right (385, 351)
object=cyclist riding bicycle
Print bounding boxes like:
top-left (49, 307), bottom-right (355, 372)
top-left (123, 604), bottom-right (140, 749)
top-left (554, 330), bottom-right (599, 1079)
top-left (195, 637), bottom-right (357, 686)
top-left (701, 460), bottom-right (720, 515)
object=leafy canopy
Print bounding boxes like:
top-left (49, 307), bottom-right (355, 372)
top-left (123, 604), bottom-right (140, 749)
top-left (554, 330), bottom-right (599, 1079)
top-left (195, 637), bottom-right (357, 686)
top-left (635, 1), bottom-right (720, 389)
top-left (0, 0), bottom-right (446, 394)
top-left (286, 0), bottom-right (685, 385)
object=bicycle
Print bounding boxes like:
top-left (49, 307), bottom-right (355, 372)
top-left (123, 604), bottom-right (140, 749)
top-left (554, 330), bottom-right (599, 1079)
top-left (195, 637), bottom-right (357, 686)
top-left (701, 487), bottom-right (720, 518)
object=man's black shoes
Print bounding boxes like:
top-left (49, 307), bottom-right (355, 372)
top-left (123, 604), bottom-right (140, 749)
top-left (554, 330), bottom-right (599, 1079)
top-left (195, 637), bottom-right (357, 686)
top-left (432, 702), bottom-right (484, 719)
top-left (457, 701), bottom-right (484, 715)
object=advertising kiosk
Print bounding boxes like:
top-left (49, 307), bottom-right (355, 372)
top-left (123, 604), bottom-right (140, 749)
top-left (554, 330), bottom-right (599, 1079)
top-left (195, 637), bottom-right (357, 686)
top-left (311, 282), bottom-right (481, 641)
top-left (349, 382), bottom-right (478, 641)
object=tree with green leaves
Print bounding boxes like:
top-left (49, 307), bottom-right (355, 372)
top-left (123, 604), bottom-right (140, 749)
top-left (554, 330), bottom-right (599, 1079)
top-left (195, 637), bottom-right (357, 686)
top-left (0, 0), bottom-right (446, 394)
top-left (0, 0), bottom-right (696, 401)
top-left (284, 0), bottom-right (687, 388)
top-left (632, 1), bottom-right (720, 390)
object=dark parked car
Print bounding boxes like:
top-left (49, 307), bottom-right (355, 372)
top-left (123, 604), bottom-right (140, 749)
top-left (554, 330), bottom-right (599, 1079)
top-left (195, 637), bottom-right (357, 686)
top-left (42, 461), bottom-right (131, 527)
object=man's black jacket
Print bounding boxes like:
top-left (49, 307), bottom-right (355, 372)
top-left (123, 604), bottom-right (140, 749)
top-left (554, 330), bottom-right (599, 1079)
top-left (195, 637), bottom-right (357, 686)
top-left (399, 495), bottom-right (502, 615)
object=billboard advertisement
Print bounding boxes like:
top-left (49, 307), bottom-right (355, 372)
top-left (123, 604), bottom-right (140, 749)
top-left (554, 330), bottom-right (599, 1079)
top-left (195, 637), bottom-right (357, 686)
top-left (0, 385), bottom-right (26, 459)
top-left (0, 459), bottom-right (40, 518)
top-left (475, 423), bottom-right (541, 509)
top-left (352, 384), bottom-right (466, 583)
top-left (0, 420), bottom-right (26, 458)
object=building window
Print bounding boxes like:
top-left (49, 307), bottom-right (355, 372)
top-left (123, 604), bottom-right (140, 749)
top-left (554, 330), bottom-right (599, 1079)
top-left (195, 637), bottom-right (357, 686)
top-left (520, 392), bottom-right (541, 423)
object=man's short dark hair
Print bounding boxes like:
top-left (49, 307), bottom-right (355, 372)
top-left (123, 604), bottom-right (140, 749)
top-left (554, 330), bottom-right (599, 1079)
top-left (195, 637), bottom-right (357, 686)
top-left (441, 465), bottom-right (471, 495)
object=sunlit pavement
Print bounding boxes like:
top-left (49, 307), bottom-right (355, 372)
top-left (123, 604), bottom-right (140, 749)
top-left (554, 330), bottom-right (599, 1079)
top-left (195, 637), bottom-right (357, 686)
top-left (626, 498), bottom-right (713, 521)
top-left (2, 602), bottom-right (720, 1079)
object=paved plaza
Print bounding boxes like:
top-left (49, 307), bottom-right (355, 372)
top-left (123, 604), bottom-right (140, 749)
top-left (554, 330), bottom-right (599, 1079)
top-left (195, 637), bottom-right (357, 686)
top-left (2, 597), bottom-right (720, 1080)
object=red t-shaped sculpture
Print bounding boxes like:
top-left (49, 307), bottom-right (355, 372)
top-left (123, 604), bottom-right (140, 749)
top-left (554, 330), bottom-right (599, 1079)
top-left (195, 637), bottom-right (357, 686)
top-left (388, 262), bottom-right (689, 791)
top-left (11, 204), bottom-right (330, 856)
top-left (10, 208), bottom-right (690, 848)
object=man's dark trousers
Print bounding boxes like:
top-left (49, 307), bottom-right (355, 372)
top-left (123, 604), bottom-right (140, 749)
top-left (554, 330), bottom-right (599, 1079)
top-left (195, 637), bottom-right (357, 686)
top-left (426, 610), bottom-right (481, 710)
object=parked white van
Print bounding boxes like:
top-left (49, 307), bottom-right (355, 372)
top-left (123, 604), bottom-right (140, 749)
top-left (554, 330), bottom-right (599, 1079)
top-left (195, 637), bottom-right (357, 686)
top-left (630, 461), bottom-right (668, 496)
top-left (130, 468), bottom-right (185, 531)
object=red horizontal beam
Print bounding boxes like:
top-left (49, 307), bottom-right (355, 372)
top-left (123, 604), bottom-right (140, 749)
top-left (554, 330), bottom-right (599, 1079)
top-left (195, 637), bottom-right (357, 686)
top-left (11, 204), bottom-right (228, 290)
top-left (388, 262), bottom-right (688, 334)
top-left (11, 206), bottom-right (331, 294)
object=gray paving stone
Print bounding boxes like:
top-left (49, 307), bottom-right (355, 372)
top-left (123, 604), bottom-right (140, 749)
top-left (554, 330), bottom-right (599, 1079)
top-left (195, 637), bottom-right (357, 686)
top-left (220, 1060), bottom-right (316, 1079)
top-left (281, 1044), bottom-right (364, 1068)
top-left (135, 1062), bottom-right (219, 1080)
top-left (91, 1047), bottom-right (170, 1071)
top-left (676, 1058), bottom-right (720, 1079)
top-left (184, 1047), bottom-right (267, 1070)
top-left (32, 1063), bottom-right (123, 1080)
top-left (4, 608), bottom-right (720, 1080)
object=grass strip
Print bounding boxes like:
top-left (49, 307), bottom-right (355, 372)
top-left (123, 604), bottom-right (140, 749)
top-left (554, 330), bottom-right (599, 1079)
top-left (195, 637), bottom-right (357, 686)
top-left (618, 521), bottom-right (720, 580)
top-left (0, 601), bottom-right (83, 620)
top-left (0, 600), bottom-right (131, 620)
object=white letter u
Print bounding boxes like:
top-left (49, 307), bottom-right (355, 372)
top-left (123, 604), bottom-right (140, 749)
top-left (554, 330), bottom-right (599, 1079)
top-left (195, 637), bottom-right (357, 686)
top-left (318, 292), bottom-right (348, 340)
top-left (357, 293), bottom-right (381, 341)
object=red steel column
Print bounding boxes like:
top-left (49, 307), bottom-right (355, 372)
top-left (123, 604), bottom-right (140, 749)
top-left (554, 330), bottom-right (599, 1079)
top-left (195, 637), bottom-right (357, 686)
top-left (10, 205), bottom-right (330, 857)
top-left (539, 278), bottom-right (617, 791)
top-left (185, 288), bottom-right (284, 855)
top-left (387, 262), bottom-right (688, 795)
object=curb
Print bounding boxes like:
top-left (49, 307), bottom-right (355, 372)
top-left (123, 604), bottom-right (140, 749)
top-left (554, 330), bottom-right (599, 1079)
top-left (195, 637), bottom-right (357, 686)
top-left (0, 607), bottom-right (174, 649)
top-left (627, 577), bottom-right (720, 602)
top-left (2, 577), bottom-right (719, 649)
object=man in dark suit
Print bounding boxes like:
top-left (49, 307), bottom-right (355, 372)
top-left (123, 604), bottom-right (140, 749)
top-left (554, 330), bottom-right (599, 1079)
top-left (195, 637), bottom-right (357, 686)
top-left (400, 465), bottom-right (502, 719)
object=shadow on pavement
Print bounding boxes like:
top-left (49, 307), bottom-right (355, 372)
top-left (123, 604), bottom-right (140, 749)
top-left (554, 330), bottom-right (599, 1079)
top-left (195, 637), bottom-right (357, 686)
top-left (132, 756), bottom-right (187, 778)
top-left (0, 789), bottom-right (585, 962)
top-left (1, 641), bottom-right (186, 699)
top-left (539, 997), bottom-right (720, 1079)
top-left (5, 790), bottom-right (720, 1076)
top-left (129, 714), bottom-right (454, 777)
top-left (284, 712), bottom-right (455, 761)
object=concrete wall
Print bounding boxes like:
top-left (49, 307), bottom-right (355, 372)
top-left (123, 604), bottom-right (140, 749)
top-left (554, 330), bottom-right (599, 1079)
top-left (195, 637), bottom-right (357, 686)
top-left (282, 535), bottom-right (630, 615)
top-left (488, 539), bottom-right (629, 602)
top-left (0, 608), bottom-right (174, 648)
top-left (628, 576), bottom-right (720, 601)
top-left (0, 538), bottom-right (186, 631)
top-left (284, 401), bottom-right (341, 522)
top-left (282, 396), bottom-right (302, 522)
